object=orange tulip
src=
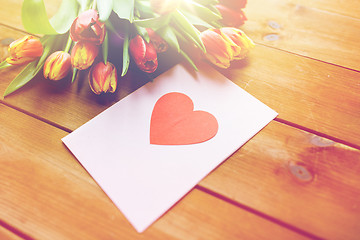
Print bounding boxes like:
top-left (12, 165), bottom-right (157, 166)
top-left (70, 9), bottom-right (106, 45)
top-left (220, 27), bottom-right (254, 60)
top-left (6, 35), bottom-right (43, 65)
top-left (43, 51), bottom-right (71, 81)
top-left (129, 35), bottom-right (158, 73)
top-left (71, 41), bottom-right (99, 70)
top-left (200, 29), bottom-right (235, 68)
top-left (89, 62), bottom-right (117, 94)
top-left (216, 4), bottom-right (247, 27)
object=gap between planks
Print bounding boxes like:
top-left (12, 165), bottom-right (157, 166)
top-left (195, 185), bottom-right (324, 240)
top-left (0, 218), bottom-right (34, 240)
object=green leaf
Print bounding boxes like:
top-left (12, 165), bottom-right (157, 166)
top-left (121, 25), bottom-right (131, 76)
top-left (134, 0), bottom-right (154, 16)
top-left (3, 34), bottom-right (66, 97)
top-left (102, 32), bottom-right (109, 64)
top-left (134, 25), bottom-right (150, 42)
top-left (77, 0), bottom-right (91, 12)
top-left (0, 61), bottom-right (11, 70)
top-left (181, 10), bottom-right (215, 28)
top-left (3, 61), bottom-right (38, 97)
top-left (98, 0), bottom-right (113, 21)
top-left (113, 0), bottom-right (134, 22)
top-left (133, 15), bottom-right (171, 30)
top-left (22, 0), bottom-right (79, 35)
top-left (172, 10), bottom-right (205, 52)
top-left (157, 26), bottom-right (180, 52)
top-left (179, 49), bottom-right (198, 71)
top-left (72, 68), bottom-right (78, 83)
top-left (180, 0), bottom-right (221, 23)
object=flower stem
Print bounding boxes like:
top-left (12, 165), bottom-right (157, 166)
top-left (64, 35), bottom-right (72, 53)
top-left (91, 0), bottom-right (97, 10)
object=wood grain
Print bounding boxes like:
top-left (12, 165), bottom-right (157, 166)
top-left (219, 45), bottom-right (360, 146)
top-left (242, 0), bottom-right (360, 71)
top-left (0, 0), bottom-right (61, 31)
top-left (0, 104), bottom-right (308, 240)
top-left (294, 0), bottom-right (360, 19)
top-left (200, 120), bottom-right (360, 240)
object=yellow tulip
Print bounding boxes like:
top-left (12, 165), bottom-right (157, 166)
top-left (6, 35), bottom-right (43, 65)
top-left (200, 29), bottom-right (235, 68)
top-left (71, 41), bottom-right (99, 70)
top-left (43, 51), bottom-right (71, 81)
top-left (89, 62), bottom-right (117, 95)
top-left (220, 27), bottom-right (255, 60)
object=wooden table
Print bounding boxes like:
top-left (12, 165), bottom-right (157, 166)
top-left (1, 0), bottom-right (359, 239)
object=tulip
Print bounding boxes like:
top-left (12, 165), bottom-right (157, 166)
top-left (6, 35), bottom-right (43, 65)
top-left (43, 51), bottom-right (71, 81)
top-left (200, 29), bottom-right (235, 68)
top-left (71, 41), bottom-right (99, 70)
top-left (146, 28), bottom-right (168, 53)
top-left (220, 27), bottom-right (254, 60)
top-left (216, 5), bottom-right (247, 26)
top-left (218, 0), bottom-right (247, 11)
top-left (89, 62), bottom-right (117, 94)
top-left (70, 9), bottom-right (106, 45)
top-left (129, 35), bottom-right (158, 73)
top-left (150, 0), bottom-right (180, 15)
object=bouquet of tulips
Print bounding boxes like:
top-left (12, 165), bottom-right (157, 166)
top-left (0, 0), bottom-right (254, 97)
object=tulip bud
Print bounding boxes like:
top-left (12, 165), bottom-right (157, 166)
top-left (200, 29), bottom-right (234, 68)
top-left (220, 27), bottom-right (254, 60)
top-left (216, 5), bottom-right (247, 27)
top-left (89, 62), bottom-right (117, 95)
top-left (6, 35), bottom-right (43, 65)
top-left (70, 9), bottom-right (106, 45)
top-left (150, 0), bottom-right (181, 15)
top-left (129, 35), bottom-right (158, 73)
top-left (146, 28), bottom-right (168, 53)
top-left (43, 51), bottom-right (71, 81)
top-left (71, 41), bottom-right (99, 70)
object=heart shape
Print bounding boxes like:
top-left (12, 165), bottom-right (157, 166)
top-left (150, 92), bottom-right (218, 145)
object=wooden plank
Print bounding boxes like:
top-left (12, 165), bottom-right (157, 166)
top-left (0, 226), bottom-right (23, 240)
top-left (0, 0), bottom-right (61, 31)
top-left (0, 104), bottom-right (308, 240)
top-left (294, 0), bottom-right (360, 19)
top-left (200, 120), bottom-right (360, 240)
top-left (242, 0), bottom-right (360, 71)
top-left (219, 44), bottom-right (360, 146)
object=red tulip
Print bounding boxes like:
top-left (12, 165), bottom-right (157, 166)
top-left (89, 62), bottom-right (117, 94)
top-left (129, 35), bottom-right (158, 73)
top-left (6, 35), bottom-right (43, 65)
top-left (216, 4), bottom-right (247, 27)
top-left (70, 9), bottom-right (106, 45)
top-left (146, 28), bottom-right (168, 53)
top-left (71, 41), bottom-right (99, 70)
top-left (43, 51), bottom-right (71, 81)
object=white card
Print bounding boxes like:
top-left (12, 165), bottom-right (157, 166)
top-left (62, 62), bottom-right (277, 232)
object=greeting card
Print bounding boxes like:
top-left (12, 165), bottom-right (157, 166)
top-left (62, 62), bottom-right (277, 232)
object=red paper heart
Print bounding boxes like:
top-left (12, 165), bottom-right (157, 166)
top-left (150, 92), bottom-right (218, 145)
